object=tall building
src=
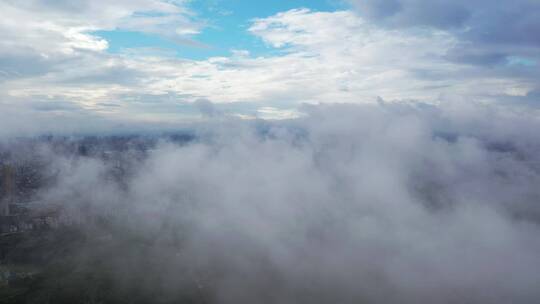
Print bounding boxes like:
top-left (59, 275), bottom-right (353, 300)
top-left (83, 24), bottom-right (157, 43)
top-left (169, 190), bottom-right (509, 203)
top-left (1, 165), bottom-right (14, 216)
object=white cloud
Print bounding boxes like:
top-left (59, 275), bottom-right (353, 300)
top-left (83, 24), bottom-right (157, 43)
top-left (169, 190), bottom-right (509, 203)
top-left (14, 102), bottom-right (540, 303)
top-left (256, 107), bottom-right (303, 120)
top-left (0, 0), bottom-right (200, 56)
top-left (0, 6), bottom-right (539, 132)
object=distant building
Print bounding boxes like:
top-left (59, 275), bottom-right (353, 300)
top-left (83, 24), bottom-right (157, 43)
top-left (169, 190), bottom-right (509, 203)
top-left (1, 164), bottom-right (52, 234)
top-left (0, 165), bottom-right (14, 217)
top-left (1, 164), bottom-right (69, 235)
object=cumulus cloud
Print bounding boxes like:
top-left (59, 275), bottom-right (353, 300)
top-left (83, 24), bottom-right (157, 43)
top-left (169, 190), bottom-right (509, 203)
top-left (0, 0), bottom-right (200, 94)
top-left (5, 102), bottom-right (536, 303)
top-left (1, 0), bottom-right (200, 51)
top-left (2, 5), bottom-right (538, 121)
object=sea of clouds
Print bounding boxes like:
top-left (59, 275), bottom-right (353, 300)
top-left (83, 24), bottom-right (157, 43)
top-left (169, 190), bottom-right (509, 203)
top-left (3, 101), bottom-right (540, 303)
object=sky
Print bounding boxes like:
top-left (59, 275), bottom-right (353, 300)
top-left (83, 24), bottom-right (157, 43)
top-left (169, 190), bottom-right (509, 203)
top-left (0, 0), bottom-right (539, 133)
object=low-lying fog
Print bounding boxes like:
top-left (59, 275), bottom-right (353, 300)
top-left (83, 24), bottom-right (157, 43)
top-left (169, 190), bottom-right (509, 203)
top-left (3, 102), bottom-right (540, 303)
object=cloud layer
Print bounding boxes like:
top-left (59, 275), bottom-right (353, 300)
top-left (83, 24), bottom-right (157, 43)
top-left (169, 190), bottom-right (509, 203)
top-left (7, 102), bottom-right (536, 303)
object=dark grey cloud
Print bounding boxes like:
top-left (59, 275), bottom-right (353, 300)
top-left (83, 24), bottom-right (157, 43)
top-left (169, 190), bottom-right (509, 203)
top-left (350, 0), bottom-right (540, 43)
top-left (349, 0), bottom-right (540, 65)
top-left (72, 70), bottom-right (144, 88)
top-left (29, 100), bottom-right (85, 112)
top-left (0, 50), bottom-right (57, 81)
top-left (362, 0), bottom-right (470, 28)
top-left (444, 47), bottom-right (508, 67)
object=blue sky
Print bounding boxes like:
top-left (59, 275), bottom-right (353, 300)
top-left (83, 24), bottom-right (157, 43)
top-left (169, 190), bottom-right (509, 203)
top-left (96, 0), bottom-right (346, 59)
top-left (94, 0), bottom-right (348, 60)
top-left (187, 0), bottom-right (345, 56)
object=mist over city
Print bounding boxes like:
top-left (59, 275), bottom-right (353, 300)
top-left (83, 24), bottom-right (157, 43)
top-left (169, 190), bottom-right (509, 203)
top-left (1, 1), bottom-right (540, 303)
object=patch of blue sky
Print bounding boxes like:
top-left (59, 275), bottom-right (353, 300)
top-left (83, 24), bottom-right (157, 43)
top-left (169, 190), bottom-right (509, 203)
top-left (93, 0), bottom-right (345, 60)
top-left (506, 56), bottom-right (537, 67)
